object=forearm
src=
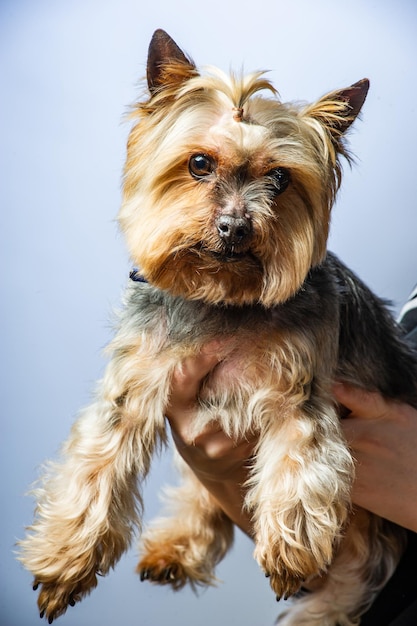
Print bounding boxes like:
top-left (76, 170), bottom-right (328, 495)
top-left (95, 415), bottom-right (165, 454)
top-left (169, 423), bottom-right (255, 536)
top-left (187, 465), bottom-right (254, 538)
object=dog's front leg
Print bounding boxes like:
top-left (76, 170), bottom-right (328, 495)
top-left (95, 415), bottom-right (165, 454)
top-left (19, 336), bottom-right (170, 622)
top-left (247, 396), bottom-right (353, 600)
top-left (276, 508), bottom-right (406, 626)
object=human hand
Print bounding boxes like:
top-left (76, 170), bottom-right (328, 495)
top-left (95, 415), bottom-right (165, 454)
top-left (336, 382), bottom-right (417, 532)
top-left (165, 342), bottom-right (255, 535)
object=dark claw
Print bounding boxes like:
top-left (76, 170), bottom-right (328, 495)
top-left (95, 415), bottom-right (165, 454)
top-left (48, 617), bottom-right (53, 625)
top-left (69, 594), bottom-right (76, 607)
top-left (39, 610), bottom-right (45, 619)
top-left (265, 572), bottom-right (270, 578)
top-left (276, 595), bottom-right (281, 602)
top-left (140, 569), bottom-right (150, 581)
top-left (33, 582), bottom-right (39, 591)
top-left (164, 568), bottom-right (173, 581)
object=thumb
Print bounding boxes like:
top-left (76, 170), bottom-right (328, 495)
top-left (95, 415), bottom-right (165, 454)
top-left (170, 340), bottom-right (225, 406)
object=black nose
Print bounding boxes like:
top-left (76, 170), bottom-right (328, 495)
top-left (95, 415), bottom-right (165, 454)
top-left (216, 214), bottom-right (252, 245)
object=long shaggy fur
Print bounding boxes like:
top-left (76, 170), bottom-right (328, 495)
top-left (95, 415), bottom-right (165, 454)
top-left (19, 29), bottom-right (417, 625)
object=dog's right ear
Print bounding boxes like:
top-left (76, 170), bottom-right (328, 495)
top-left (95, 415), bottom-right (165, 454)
top-left (147, 29), bottom-right (197, 94)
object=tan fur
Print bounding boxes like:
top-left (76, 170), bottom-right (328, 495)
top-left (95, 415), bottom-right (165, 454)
top-left (18, 30), bottom-right (405, 625)
top-left (138, 455), bottom-right (234, 590)
top-left (276, 510), bottom-right (405, 626)
top-left (120, 68), bottom-right (343, 306)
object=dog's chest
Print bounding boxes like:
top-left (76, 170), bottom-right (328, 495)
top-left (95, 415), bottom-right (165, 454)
top-left (166, 301), bottom-right (313, 404)
top-left (129, 277), bottom-right (338, 375)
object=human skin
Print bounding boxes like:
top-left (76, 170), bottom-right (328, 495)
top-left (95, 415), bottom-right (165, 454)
top-left (165, 344), bottom-right (417, 535)
top-left (335, 381), bottom-right (417, 533)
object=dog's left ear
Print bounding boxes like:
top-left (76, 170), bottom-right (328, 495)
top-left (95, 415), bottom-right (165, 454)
top-left (303, 78), bottom-right (370, 137)
top-left (147, 29), bottom-right (197, 94)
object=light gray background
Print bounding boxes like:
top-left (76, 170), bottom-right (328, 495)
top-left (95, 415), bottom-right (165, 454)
top-left (1, 1), bottom-right (416, 625)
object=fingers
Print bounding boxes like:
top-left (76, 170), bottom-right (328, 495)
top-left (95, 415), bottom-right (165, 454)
top-left (169, 346), bottom-right (222, 414)
top-left (173, 350), bottom-right (221, 404)
top-left (166, 341), bottom-right (227, 431)
top-left (334, 383), bottom-right (392, 450)
top-left (333, 382), bottom-right (389, 420)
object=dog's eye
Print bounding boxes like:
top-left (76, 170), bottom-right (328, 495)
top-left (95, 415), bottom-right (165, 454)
top-left (189, 154), bottom-right (216, 179)
top-left (265, 167), bottom-right (291, 195)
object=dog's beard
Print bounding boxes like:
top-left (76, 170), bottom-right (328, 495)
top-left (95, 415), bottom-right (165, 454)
top-left (120, 167), bottom-right (328, 307)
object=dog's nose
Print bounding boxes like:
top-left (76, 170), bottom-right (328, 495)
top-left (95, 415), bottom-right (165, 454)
top-left (216, 214), bottom-right (252, 245)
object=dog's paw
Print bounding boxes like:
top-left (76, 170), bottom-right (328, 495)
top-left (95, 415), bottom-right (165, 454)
top-left (34, 579), bottom-right (78, 623)
top-left (266, 569), bottom-right (304, 601)
top-left (254, 503), bottom-right (337, 600)
top-left (255, 540), bottom-right (322, 600)
top-left (138, 559), bottom-right (188, 589)
top-left (34, 570), bottom-right (98, 623)
top-left (137, 536), bottom-right (216, 590)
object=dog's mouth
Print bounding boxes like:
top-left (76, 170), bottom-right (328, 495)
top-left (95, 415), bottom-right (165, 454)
top-left (209, 249), bottom-right (250, 263)
top-left (196, 243), bottom-right (257, 264)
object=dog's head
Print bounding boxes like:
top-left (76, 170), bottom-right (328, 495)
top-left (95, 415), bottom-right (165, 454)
top-left (119, 29), bottom-right (368, 306)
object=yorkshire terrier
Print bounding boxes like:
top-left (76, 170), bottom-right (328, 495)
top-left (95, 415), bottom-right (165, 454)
top-left (20, 29), bottom-right (417, 625)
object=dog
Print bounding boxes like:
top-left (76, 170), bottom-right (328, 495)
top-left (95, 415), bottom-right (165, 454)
top-left (19, 29), bottom-right (417, 625)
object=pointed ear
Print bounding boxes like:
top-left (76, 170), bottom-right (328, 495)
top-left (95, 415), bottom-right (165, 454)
top-left (304, 78), bottom-right (370, 136)
top-left (146, 29), bottom-right (197, 94)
